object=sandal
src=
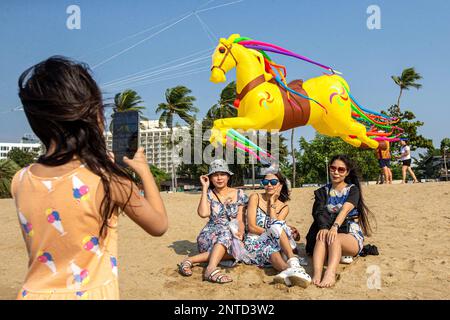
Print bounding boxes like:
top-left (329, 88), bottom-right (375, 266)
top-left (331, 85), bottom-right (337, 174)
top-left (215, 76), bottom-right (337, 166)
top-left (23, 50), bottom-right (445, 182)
top-left (203, 268), bottom-right (233, 284)
top-left (178, 260), bottom-right (193, 276)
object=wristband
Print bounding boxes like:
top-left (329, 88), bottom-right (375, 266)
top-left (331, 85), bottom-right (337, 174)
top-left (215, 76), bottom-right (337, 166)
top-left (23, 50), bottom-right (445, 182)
top-left (332, 222), bottom-right (340, 229)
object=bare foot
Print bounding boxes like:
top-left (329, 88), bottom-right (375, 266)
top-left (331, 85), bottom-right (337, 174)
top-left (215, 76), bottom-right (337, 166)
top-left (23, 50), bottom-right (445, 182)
top-left (318, 271), bottom-right (336, 288)
top-left (312, 274), bottom-right (322, 286)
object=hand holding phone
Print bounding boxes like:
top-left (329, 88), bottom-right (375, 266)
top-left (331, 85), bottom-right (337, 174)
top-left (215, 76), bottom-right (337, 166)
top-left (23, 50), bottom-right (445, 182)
top-left (123, 147), bottom-right (150, 177)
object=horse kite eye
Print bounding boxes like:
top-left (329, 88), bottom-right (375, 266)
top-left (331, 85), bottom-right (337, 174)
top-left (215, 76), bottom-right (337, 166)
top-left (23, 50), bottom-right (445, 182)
top-left (219, 47), bottom-right (226, 54)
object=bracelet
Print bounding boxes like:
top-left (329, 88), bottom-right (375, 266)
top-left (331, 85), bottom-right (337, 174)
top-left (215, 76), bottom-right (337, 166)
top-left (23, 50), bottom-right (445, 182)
top-left (332, 222), bottom-right (340, 229)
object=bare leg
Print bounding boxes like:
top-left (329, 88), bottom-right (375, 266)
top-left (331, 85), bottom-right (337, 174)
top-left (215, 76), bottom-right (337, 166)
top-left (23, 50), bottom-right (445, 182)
top-left (408, 167), bottom-right (418, 182)
top-left (279, 229), bottom-right (295, 259)
top-left (383, 167), bottom-right (392, 184)
top-left (269, 252), bottom-right (289, 271)
top-left (204, 244), bottom-right (232, 277)
top-left (184, 252), bottom-right (211, 265)
top-left (183, 250), bottom-right (233, 266)
top-left (312, 239), bottom-right (327, 286)
top-left (402, 165), bottom-right (407, 183)
top-left (319, 234), bottom-right (359, 288)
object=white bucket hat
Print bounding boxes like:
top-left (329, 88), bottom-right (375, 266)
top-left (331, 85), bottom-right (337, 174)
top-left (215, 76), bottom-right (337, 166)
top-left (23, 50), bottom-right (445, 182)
top-left (207, 159), bottom-right (234, 176)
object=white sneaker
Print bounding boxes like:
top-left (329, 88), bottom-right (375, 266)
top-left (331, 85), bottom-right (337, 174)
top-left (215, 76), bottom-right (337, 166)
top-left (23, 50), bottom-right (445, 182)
top-left (273, 269), bottom-right (292, 286)
top-left (285, 267), bottom-right (311, 288)
top-left (340, 256), bottom-right (354, 264)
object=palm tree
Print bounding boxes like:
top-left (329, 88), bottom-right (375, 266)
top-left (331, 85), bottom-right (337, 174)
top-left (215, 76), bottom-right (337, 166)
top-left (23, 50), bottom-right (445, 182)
top-left (205, 81), bottom-right (237, 125)
top-left (113, 89), bottom-right (146, 113)
top-left (109, 89), bottom-right (147, 132)
top-left (156, 86), bottom-right (198, 191)
top-left (391, 67), bottom-right (422, 111)
top-left (0, 159), bottom-right (20, 198)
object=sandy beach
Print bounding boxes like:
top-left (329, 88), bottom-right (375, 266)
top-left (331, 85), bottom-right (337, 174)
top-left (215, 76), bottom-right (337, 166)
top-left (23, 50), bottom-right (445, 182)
top-left (1, 182), bottom-right (449, 300)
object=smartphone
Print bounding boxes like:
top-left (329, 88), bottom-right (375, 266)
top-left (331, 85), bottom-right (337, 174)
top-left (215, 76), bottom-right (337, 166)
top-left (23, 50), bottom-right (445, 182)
top-left (112, 111), bottom-right (140, 167)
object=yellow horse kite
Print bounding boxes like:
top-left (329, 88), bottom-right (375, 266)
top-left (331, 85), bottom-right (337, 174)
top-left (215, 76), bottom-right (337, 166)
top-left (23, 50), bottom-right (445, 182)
top-left (209, 34), bottom-right (394, 150)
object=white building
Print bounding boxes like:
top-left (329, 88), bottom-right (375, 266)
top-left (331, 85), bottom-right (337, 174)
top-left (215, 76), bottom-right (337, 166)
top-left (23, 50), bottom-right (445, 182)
top-left (106, 120), bottom-right (189, 173)
top-left (0, 142), bottom-right (42, 160)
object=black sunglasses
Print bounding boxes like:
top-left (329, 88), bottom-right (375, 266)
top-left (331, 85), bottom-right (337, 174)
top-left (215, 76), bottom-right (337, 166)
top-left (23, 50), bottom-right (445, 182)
top-left (261, 179), bottom-right (279, 186)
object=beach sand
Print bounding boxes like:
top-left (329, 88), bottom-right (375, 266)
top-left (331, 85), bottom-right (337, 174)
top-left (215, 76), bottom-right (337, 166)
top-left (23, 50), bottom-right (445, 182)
top-left (1, 182), bottom-right (449, 300)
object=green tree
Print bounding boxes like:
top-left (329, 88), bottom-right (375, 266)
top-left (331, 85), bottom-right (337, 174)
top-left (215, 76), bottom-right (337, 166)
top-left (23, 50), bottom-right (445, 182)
top-left (125, 165), bottom-right (169, 190)
top-left (7, 148), bottom-right (38, 168)
top-left (149, 165), bottom-right (170, 190)
top-left (109, 89), bottom-right (147, 132)
top-left (0, 159), bottom-right (20, 198)
top-left (205, 81), bottom-right (237, 123)
top-left (295, 134), bottom-right (380, 185)
top-left (391, 67), bottom-right (422, 111)
top-left (113, 89), bottom-right (146, 113)
top-left (383, 106), bottom-right (433, 152)
top-left (441, 138), bottom-right (450, 152)
top-left (414, 147), bottom-right (441, 179)
top-left (156, 86), bottom-right (198, 191)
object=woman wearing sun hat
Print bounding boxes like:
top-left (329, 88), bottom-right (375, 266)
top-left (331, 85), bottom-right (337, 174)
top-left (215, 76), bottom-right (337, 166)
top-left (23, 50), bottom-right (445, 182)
top-left (177, 159), bottom-right (248, 283)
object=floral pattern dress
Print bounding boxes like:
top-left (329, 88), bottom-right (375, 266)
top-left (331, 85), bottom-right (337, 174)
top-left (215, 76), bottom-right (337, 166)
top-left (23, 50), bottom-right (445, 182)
top-left (196, 189), bottom-right (248, 259)
top-left (244, 196), bottom-right (297, 267)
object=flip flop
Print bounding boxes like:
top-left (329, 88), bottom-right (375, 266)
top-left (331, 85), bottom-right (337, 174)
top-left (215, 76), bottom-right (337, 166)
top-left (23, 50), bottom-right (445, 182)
top-left (203, 268), bottom-right (233, 284)
top-left (178, 260), bottom-right (193, 276)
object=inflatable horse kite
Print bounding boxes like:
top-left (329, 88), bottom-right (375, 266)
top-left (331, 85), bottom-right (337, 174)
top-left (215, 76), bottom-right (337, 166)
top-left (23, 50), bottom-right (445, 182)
top-left (209, 34), bottom-right (402, 156)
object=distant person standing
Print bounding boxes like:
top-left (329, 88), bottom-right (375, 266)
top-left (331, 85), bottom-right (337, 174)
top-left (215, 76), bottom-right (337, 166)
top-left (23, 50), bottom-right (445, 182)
top-left (399, 140), bottom-right (419, 183)
top-left (375, 141), bottom-right (392, 184)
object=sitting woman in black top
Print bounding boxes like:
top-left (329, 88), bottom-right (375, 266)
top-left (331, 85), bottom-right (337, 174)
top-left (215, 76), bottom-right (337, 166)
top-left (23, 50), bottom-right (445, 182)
top-left (305, 155), bottom-right (374, 288)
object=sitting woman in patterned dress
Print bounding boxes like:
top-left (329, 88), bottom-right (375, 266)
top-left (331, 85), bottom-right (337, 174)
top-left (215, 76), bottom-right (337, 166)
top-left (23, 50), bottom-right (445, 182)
top-left (244, 172), bottom-right (311, 288)
top-left (305, 155), bottom-right (374, 288)
top-left (178, 159), bottom-right (248, 284)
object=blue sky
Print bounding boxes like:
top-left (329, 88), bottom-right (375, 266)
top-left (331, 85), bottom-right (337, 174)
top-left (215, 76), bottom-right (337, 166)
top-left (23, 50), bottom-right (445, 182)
top-left (0, 0), bottom-right (449, 150)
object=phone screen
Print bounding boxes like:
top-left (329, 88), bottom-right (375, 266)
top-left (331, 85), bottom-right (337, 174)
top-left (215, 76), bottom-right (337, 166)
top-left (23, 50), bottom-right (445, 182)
top-left (112, 111), bottom-right (140, 167)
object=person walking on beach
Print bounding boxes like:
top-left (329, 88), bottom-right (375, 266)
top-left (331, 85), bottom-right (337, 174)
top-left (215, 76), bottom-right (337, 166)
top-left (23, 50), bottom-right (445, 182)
top-left (11, 56), bottom-right (168, 300)
top-left (375, 141), bottom-right (392, 184)
top-left (244, 171), bottom-right (311, 288)
top-left (399, 140), bottom-right (419, 183)
top-left (178, 159), bottom-right (248, 283)
top-left (305, 155), bottom-right (374, 288)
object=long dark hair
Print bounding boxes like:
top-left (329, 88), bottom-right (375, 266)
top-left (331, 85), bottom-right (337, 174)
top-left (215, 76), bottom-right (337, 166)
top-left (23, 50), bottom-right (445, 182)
top-left (329, 155), bottom-right (375, 236)
top-left (265, 172), bottom-right (291, 203)
top-left (18, 56), bottom-right (133, 237)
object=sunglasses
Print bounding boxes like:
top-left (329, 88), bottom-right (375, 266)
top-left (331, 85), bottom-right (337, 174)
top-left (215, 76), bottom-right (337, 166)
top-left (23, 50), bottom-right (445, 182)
top-left (329, 165), bottom-right (347, 174)
top-left (261, 179), bottom-right (279, 186)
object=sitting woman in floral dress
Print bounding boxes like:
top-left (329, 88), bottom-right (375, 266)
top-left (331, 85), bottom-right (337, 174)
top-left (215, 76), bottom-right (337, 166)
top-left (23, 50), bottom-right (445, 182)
top-left (178, 159), bottom-right (248, 283)
top-left (244, 171), bottom-right (311, 288)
